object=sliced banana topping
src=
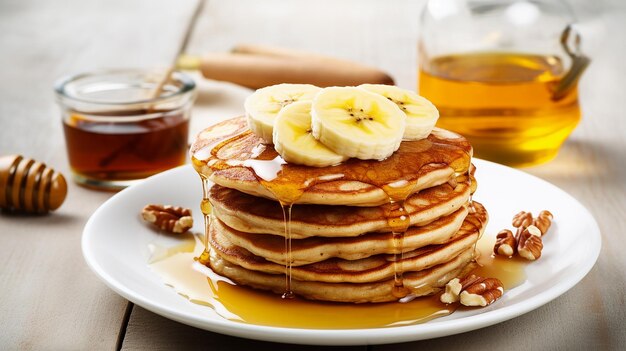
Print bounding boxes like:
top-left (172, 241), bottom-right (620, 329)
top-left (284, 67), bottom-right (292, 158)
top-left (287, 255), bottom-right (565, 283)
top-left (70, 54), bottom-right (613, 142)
top-left (310, 86), bottom-right (406, 160)
top-left (245, 83), bottom-right (322, 143)
top-left (359, 84), bottom-right (439, 140)
top-left (273, 101), bottom-right (348, 167)
top-left (244, 84), bottom-right (438, 166)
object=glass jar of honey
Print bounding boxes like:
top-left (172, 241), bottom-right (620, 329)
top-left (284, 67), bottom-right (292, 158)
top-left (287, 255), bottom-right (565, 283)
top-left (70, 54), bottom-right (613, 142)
top-left (418, 0), bottom-right (589, 167)
top-left (55, 69), bottom-right (196, 190)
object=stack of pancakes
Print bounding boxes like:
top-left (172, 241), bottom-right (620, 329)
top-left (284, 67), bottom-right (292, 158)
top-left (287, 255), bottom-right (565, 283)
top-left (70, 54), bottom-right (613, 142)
top-left (191, 117), bottom-right (488, 303)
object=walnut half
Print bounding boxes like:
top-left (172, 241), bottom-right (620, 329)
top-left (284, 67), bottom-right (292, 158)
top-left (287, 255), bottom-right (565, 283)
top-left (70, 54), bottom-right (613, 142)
top-left (459, 275), bottom-right (504, 307)
top-left (141, 204), bottom-right (193, 234)
top-left (440, 274), bottom-right (504, 307)
top-left (533, 210), bottom-right (554, 235)
top-left (440, 278), bottom-right (463, 304)
top-left (512, 210), bottom-right (533, 229)
top-left (494, 229), bottom-right (516, 257)
top-left (517, 225), bottom-right (543, 260)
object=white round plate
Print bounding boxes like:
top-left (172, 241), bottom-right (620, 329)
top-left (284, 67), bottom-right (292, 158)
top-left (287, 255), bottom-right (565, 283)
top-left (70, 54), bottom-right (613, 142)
top-left (82, 160), bottom-right (601, 345)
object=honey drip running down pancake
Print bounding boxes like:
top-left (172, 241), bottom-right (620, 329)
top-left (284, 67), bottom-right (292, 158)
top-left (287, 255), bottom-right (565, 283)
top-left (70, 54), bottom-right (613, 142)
top-left (190, 116), bottom-right (483, 302)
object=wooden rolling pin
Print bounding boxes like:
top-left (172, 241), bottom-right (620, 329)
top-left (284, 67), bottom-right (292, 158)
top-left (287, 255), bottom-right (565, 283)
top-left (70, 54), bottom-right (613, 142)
top-left (0, 155), bottom-right (67, 213)
top-left (177, 44), bottom-right (394, 89)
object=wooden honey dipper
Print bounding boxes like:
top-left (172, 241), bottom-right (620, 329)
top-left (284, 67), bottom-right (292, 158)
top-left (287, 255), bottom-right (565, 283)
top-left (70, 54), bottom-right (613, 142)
top-left (0, 155), bottom-right (67, 213)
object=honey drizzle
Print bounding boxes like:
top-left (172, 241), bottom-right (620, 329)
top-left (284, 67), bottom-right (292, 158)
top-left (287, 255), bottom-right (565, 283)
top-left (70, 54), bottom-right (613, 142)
top-left (465, 163), bottom-right (488, 263)
top-left (382, 185), bottom-right (414, 298)
top-left (196, 176), bottom-right (212, 265)
top-left (390, 205), bottom-right (409, 298)
top-left (279, 203), bottom-right (294, 299)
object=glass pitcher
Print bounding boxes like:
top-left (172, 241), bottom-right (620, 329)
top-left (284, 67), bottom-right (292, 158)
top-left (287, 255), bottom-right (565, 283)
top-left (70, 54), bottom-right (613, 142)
top-left (418, 0), bottom-right (589, 167)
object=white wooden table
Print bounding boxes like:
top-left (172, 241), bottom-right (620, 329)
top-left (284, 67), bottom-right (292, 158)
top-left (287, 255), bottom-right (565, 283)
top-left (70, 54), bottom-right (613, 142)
top-left (1, 1), bottom-right (624, 349)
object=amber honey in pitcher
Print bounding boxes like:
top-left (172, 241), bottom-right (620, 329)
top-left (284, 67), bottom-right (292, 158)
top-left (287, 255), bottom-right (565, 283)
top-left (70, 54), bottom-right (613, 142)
top-left (419, 52), bottom-right (581, 167)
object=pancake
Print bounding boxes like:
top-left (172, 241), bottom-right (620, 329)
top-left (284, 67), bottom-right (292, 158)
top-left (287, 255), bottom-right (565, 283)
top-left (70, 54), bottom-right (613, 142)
top-left (191, 117), bottom-right (473, 206)
top-left (210, 175), bottom-right (473, 238)
top-left (216, 205), bottom-right (471, 266)
top-left (209, 247), bottom-right (477, 303)
top-left (211, 227), bottom-right (479, 284)
top-left (209, 202), bottom-right (485, 283)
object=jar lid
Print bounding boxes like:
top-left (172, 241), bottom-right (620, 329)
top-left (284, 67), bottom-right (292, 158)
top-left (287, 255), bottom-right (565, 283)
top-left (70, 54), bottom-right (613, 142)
top-left (54, 69), bottom-right (196, 107)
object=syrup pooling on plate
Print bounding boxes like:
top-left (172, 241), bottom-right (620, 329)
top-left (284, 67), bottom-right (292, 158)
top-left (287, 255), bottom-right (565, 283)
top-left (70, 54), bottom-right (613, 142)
top-left (148, 230), bottom-right (526, 328)
top-left (473, 233), bottom-right (526, 289)
top-left (191, 117), bottom-right (473, 298)
top-left (150, 234), bottom-right (457, 328)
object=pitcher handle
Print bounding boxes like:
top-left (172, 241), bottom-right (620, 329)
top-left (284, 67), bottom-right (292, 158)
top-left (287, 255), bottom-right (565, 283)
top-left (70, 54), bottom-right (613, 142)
top-left (552, 25), bottom-right (591, 101)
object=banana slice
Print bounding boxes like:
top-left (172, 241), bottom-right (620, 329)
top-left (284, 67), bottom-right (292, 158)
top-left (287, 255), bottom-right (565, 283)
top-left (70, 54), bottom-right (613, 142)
top-left (273, 101), bottom-right (348, 167)
top-left (311, 86), bottom-right (406, 160)
top-left (359, 84), bottom-right (439, 140)
top-left (244, 83), bottom-right (322, 143)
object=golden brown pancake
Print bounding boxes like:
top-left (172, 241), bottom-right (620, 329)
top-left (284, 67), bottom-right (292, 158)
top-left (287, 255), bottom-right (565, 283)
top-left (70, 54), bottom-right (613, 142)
top-left (191, 117), bottom-right (473, 206)
top-left (209, 248), bottom-right (477, 303)
top-left (215, 205), bottom-right (470, 266)
top-left (211, 229), bottom-right (478, 284)
top-left (209, 202), bottom-right (485, 283)
top-left (209, 175), bottom-right (473, 238)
